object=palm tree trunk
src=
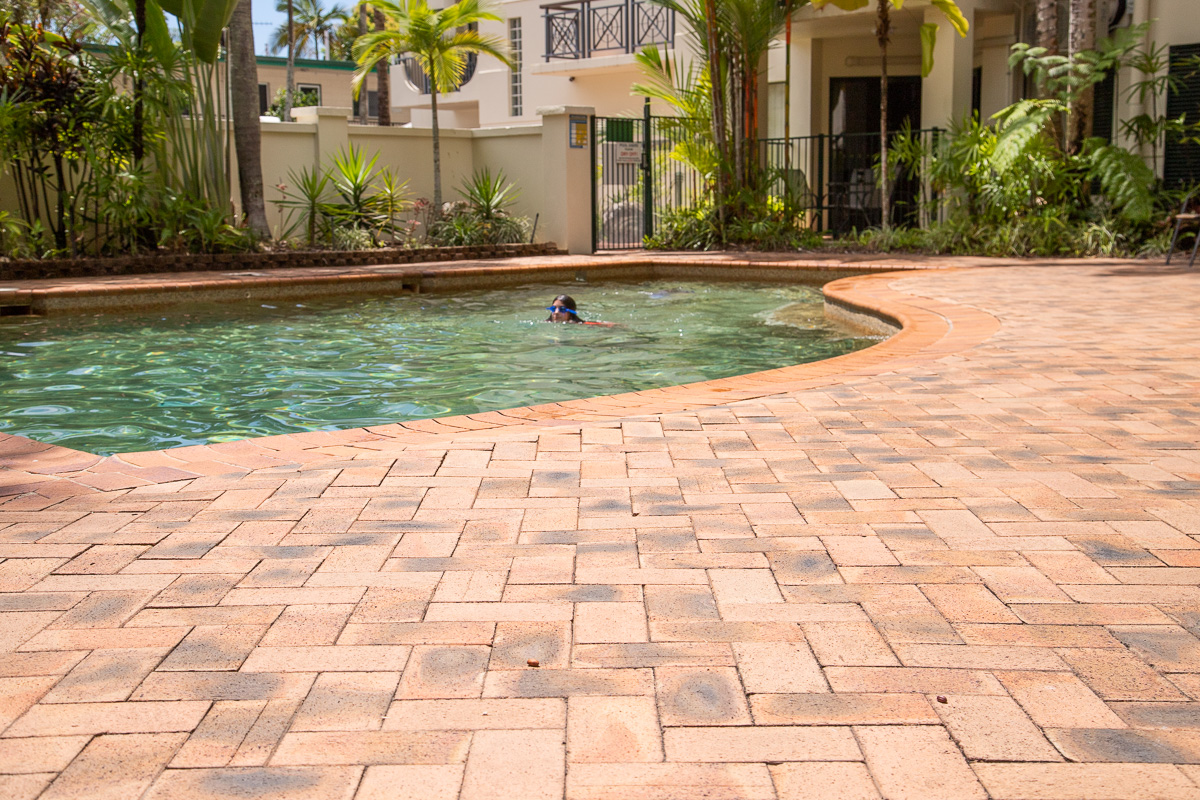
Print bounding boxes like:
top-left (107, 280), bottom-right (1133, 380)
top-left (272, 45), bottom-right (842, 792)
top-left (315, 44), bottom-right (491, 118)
top-left (230, 0), bottom-right (271, 239)
top-left (284, 0), bottom-right (296, 121)
top-left (1036, 0), bottom-right (1059, 53)
top-left (1036, 0), bottom-right (1062, 148)
top-left (358, 3), bottom-right (370, 122)
top-left (133, 0), bottom-right (146, 164)
top-left (702, 0), bottom-right (728, 225)
top-left (1067, 0), bottom-right (1095, 153)
top-left (430, 57), bottom-right (442, 212)
top-left (374, 8), bottom-right (391, 125)
top-left (877, 0), bottom-right (891, 230)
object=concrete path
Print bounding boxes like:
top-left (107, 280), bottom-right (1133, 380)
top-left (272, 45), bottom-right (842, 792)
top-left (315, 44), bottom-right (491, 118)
top-left (1, 258), bottom-right (1199, 799)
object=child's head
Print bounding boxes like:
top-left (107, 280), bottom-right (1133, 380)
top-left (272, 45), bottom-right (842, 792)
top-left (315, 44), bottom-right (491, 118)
top-left (546, 295), bottom-right (580, 322)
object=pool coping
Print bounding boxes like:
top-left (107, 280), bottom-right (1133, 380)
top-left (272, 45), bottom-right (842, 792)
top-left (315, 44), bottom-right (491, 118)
top-left (0, 255), bottom-right (1001, 493)
top-left (5, 252), bottom-right (926, 314)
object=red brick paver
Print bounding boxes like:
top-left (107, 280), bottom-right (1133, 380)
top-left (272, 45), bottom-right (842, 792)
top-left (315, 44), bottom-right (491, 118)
top-left (1, 256), bottom-right (1199, 799)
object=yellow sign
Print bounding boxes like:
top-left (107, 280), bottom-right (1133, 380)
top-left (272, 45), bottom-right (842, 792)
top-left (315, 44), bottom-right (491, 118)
top-left (569, 115), bottom-right (588, 149)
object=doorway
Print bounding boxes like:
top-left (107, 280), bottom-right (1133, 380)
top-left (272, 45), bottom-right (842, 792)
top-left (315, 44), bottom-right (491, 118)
top-left (827, 76), bottom-right (922, 230)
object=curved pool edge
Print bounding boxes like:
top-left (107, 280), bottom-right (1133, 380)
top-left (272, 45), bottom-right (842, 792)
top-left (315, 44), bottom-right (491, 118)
top-left (0, 260), bottom-right (1001, 494)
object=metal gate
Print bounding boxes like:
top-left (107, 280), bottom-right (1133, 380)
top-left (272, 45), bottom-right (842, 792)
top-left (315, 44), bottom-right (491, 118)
top-left (759, 129), bottom-right (941, 233)
top-left (591, 105), bottom-right (705, 251)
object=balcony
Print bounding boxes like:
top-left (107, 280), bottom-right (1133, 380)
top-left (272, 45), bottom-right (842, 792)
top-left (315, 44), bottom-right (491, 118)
top-left (541, 0), bottom-right (674, 61)
top-left (400, 45), bottom-right (478, 95)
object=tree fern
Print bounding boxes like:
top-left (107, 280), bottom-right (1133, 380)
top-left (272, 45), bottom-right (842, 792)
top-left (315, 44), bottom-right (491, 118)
top-left (992, 99), bottom-right (1062, 176)
top-left (1084, 140), bottom-right (1157, 222)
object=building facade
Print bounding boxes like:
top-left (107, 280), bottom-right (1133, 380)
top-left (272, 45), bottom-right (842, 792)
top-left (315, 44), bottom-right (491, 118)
top-left (250, 55), bottom-right (378, 120)
top-left (383, 0), bottom-right (1200, 176)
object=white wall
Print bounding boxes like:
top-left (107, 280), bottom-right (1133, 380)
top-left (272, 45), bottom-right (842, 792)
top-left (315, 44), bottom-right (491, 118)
top-left (251, 110), bottom-right (548, 238)
top-left (471, 127), bottom-right (546, 222)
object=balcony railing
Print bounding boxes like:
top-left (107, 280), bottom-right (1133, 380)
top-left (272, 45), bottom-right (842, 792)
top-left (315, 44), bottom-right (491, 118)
top-left (400, 53), bottom-right (478, 95)
top-left (541, 0), bottom-right (674, 61)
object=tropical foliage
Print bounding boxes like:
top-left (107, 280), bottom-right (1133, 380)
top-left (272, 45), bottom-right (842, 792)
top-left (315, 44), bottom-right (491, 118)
top-left (274, 151), bottom-right (530, 249)
top-left (271, 0), bottom-right (347, 59)
top-left (870, 26), bottom-right (1199, 257)
top-left (275, 145), bottom-right (414, 247)
top-left (427, 168), bottom-right (531, 246)
top-left (0, 1), bottom-right (266, 259)
top-left (639, 0), bottom-right (795, 215)
top-left (634, 0), bottom-right (811, 249)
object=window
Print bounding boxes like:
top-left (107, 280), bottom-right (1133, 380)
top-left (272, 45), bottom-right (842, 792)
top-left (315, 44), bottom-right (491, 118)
top-left (258, 83), bottom-right (269, 115)
top-left (368, 90), bottom-right (379, 119)
top-left (1165, 43), bottom-right (1200, 187)
top-left (1092, 70), bottom-right (1116, 144)
top-left (508, 18), bottom-right (523, 116)
top-left (296, 83), bottom-right (322, 105)
top-left (971, 66), bottom-right (982, 120)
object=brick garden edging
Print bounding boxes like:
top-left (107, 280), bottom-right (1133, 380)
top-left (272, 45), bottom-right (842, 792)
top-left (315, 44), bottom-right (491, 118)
top-left (0, 242), bottom-right (562, 282)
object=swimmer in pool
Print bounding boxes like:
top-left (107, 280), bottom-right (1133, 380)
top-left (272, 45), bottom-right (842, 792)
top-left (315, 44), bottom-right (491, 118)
top-left (546, 295), bottom-right (584, 323)
top-left (545, 294), bottom-right (617, 327)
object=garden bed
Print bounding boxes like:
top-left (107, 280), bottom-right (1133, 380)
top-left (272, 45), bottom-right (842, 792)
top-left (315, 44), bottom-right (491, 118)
top-left (0, 242), bottom-right (562, 283)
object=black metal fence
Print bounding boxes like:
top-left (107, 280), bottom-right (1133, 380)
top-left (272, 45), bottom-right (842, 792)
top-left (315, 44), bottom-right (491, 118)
top-left (759, 129), bottom-right (942, 232)
top-left (591, 118), bottom-right (942, 250)
top-left (591, 109), bottom-right (705, 251)
top-left (399, 54), bottom-right (478, 95)
top-left (542, 0), bottom-right (674, 61)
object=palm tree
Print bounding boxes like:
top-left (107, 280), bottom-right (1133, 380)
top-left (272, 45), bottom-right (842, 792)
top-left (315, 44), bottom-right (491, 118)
top-left (1036, 0), bottom-right (1059, 55)
top-left (272, 0), bottom-right (348, 58)
top-left (357, 1), bottom-right (369, 121)
top-left (813, 0), bottom-right (968, 229)
top-left (1067, 0), bottom-right (1094, 152)
top-left (229, 0), bottom-right (270, 238)
top-left (649, 0), bottom-right (794, 215)
top-left (329, 10), bottom-right (363, 59)
top-left (353, 0), bottom-right (512, 211)
top-left (1034, 0), bottom-right (1062, 149)
top-left (373, 6), bottom-right (390, 125)
top-left (284, 0), bottom-right (295, 121)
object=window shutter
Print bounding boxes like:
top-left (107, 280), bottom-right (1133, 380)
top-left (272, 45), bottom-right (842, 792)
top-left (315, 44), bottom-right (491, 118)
top-left (1165, 43), bottom-right (1200, 188)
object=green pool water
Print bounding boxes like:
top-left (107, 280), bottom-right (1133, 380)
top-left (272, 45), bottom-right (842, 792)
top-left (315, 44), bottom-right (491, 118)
top-left (0, 280), bottom-right (878, 455)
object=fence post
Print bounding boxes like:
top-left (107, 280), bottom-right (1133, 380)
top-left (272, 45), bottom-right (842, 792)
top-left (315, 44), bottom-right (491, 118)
top-left (816, 133), bottom-right (826, 232)
top-left (539, 104), bottom-right (596, 254)
top-left (925, 127), bottom-right (941, 228)
top-left (642, 99), bottom-right (654, 242)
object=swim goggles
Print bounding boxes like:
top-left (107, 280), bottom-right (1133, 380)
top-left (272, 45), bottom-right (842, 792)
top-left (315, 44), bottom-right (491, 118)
top-left (545, 307), bottom-right (578, 315)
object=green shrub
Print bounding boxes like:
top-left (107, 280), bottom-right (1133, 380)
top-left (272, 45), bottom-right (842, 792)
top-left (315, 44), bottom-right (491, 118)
top-left (426, 169), bottom-right (531, 246)
top-left (267, 87), bottom-right (320, 121)
top-left (274, 145), bottom-right (413, 248)
top-left (332, 225), bottom-right (374, 251)
top-left (828, 201), bottom-right (1181, 259)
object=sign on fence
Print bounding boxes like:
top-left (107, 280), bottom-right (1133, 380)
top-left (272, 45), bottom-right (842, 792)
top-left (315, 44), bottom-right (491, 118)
top-left (612, 144), bottom-right (643, 164)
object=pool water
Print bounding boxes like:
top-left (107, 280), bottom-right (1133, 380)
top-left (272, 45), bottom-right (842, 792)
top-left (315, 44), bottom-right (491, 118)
top-left (0, 281), bottom-right (877, 455)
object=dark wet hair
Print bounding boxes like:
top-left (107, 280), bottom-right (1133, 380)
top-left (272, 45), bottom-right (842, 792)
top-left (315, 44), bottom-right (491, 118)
top-left (547, 294), bottom-right (583, 323)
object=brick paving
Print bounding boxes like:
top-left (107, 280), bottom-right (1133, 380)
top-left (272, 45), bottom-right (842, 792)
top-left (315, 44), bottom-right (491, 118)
top-left (1, 257), bottom-right (1199, 799)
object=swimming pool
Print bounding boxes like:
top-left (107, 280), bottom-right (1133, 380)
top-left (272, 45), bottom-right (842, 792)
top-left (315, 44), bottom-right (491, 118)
top-left (0, 280), bottom-right (878, 455)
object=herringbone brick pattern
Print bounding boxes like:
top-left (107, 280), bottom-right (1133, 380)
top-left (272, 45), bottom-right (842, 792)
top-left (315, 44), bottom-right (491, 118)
top-left (1, 260), bottom-right (1199, 800)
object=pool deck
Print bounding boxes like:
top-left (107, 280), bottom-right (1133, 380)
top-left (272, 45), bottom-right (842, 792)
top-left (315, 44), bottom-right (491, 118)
top-left (1, 252), bottom-right (1199, 800)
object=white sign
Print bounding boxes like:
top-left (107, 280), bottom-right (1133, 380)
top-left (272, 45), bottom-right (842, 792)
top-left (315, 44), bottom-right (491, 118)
top-left (613, 144), bottom-right (643, 164)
